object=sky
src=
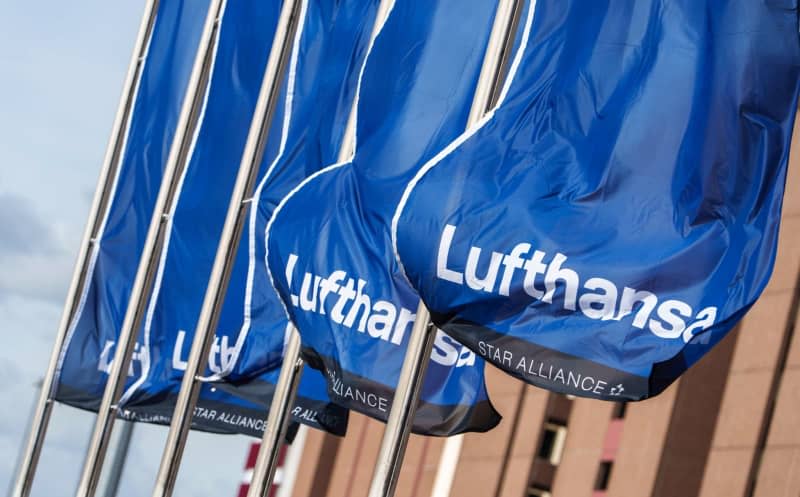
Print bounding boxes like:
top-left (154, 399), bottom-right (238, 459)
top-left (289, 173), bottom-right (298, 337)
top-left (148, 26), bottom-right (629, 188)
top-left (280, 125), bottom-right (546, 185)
top-left (0, 2), bottom-right (254, 495)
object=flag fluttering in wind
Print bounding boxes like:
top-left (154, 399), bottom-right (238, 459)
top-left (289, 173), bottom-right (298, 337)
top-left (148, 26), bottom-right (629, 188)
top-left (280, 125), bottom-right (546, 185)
top-left (202, 0), bottom-right (386, 434)
top-left (52, 0), bottom-right (211, 416)
top-left (265, 0), bottom-right (510, 435)
top-left (19, 2), bottom-right (800, 497)
top-left (52, 0), bottom-right (344, 436)
top-left (113, 0), bottom-right (313, 437)
top-left (393, 0), bottom-right (800, 401)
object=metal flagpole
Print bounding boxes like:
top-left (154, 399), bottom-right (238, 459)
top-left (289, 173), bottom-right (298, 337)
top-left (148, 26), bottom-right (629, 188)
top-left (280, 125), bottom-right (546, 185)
top-left (101, 421), bottom-right (135, 497)
top-left (429, 435), bottom-right (464, 497)
top-left (8, 380), bottom-right (43, 497)
top-left (74, 1), bottom-right (227, 495)
top-left (150, 0), bottom-right (303, 494)
top-left (274, 425), bottom-right (309, 497)
top-left (366, 2), bottom-right (524, 497)
top-left (10, 2), bottom-right (159, 496)
top-left (245, 333), bottom-right (303, 497)
top-left (245, 1), bottom-right (396, 495)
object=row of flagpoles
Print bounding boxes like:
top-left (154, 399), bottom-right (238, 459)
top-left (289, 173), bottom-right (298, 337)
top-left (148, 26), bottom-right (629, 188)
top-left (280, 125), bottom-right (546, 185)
top-left (12, 0), bottom-right (800, 496)
top-left (13, 0), bottom-right (523, 496)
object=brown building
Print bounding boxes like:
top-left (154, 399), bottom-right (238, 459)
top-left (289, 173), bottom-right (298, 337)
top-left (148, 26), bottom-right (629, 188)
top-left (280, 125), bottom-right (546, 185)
top-left (281, 117), bottom-right (800, 497)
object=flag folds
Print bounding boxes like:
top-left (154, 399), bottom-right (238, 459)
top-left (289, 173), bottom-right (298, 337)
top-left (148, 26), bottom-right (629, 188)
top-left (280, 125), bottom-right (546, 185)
top-left (116, 0), bottom-right (313, 437)
top-left (393, 0), bottom-right (800, 400)
top-left (204, 0), bottom-right (384, 434)
top-left (53, 0), bottom-right (350, 436)
top-left (264, 0), bottom-right (505, 435)
top-left (53, 0), bottom-right (210, 413)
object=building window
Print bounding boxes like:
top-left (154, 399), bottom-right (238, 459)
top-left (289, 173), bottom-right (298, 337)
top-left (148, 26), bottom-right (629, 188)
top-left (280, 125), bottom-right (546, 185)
top-left (537, 422), bottom-right (568, 465)
top-left (594, 461), bottom-right (613, 491)
top-left (612, 402), bottom-right (627, 419)
top-left (527, 485), bottom-right (552, 497)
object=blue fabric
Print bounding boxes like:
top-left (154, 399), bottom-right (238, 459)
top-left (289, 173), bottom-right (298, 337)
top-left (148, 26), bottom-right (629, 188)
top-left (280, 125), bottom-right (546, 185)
top-left (53, 0), bottom-right (307, 436)
top-left (205, 0), bottom-right (383, 435)
top-left (117, 0), bottom-right (317, 437)
top-left (213, 0), bottom-right (380, 385)
top-left (394, 0), bottom-right (800, 400)
top-left (265, 0), bottom-right (505, 435)
top-left (54, 0), bottom-right (209, 411)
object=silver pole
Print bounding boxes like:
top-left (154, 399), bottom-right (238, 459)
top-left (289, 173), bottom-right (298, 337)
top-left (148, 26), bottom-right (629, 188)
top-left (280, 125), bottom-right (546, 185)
top-left (10, 2), bottom-right (159, 496)
top-left (74, 1), bottom-right (227, 495)
top-left (245, 330), bottom-right (304, 497)
top-left (366, 2), bottom-right (524, 497)
top-left (274, 425), bottom-right (309, 497)
top-left (7, 380), bottom-right (43, 497)
top-left (150, 0), bottom-right (303, 494)
top-left (101, 421), bottom-right (135, 497)
top-left (246, 1), bottom-right (396, 495)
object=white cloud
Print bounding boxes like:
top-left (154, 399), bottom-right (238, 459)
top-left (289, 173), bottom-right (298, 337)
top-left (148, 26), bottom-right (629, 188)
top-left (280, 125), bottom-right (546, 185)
top-left (0, 193), bottom-right (73, 304)
top-left (0, 193), bottom-right (58, 255)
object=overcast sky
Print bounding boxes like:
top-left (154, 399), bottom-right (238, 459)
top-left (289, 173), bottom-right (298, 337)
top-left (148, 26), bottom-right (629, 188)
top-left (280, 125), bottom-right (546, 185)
top-left (0, 2), bottom-right (254, 495)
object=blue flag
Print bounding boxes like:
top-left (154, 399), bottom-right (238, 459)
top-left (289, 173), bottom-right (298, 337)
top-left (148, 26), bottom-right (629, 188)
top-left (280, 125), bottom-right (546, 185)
top-left (113, 0), bottom-right (308, 437)
top-left (53, 0), bottom-right (209, 411)
top-left (205, 0), bottom-right (382, 432)
top-left (52, 0), bottom-right (293, 436)
top-left (393, 0), bottom-right (800, 401)
top-left (265, 0), bottom-right (506, 435)
top-left (119, 0), bottom-right (381, 436)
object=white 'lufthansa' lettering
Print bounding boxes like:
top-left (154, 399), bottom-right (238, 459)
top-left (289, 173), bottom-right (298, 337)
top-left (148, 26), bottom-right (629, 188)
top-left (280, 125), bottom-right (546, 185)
top-left (171, 330), bottom-right (235, 374)
top-left (438, 224), bottom-right (718, 343)
top-left (284, 254), bottom-right (476, 367)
